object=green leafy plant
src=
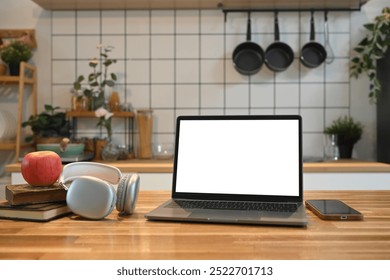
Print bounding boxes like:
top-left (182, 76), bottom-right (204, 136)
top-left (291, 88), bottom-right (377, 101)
top-left (350, 7), bottom-right (390, 103)
top-left (73, 45), bottom-right (117, 110)
top-left (0, 41), bottom-right (33, 64)
top-left (22, 104), bottom-right (71, 142)
top-left (324, 116), bottom-right (364, 145)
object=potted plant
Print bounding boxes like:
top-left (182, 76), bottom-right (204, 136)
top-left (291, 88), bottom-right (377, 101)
top-left (22, 104), bottom-right (71, 144)
top-left (73, 44), bottom-right (117, 110)
top-left (350, 7), bottom-right (390, 103)
top-left (324, 116), bottom-right (364, 159)
top-left (0, 41), bottom-right (33, 76)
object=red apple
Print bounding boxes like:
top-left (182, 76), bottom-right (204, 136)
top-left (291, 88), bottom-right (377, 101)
top-left (21, 151), bottom-right (62, 187)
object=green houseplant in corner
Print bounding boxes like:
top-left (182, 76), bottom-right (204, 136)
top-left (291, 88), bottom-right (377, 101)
top-left (324, 116), bottom-right (364, 159)
top-left (22, 104), bottom-right (71, 144)
top-left (350, 7), bottom-right (390, 103)
top-left (0, 41), bottom-right (33, 76)
top-left (351, 7), bottom-right (390, 163)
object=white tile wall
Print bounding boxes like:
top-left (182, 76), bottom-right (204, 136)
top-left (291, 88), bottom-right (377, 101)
top-left (50, 9), bottom-right (352, 158)
top-left (52, 11), bottom-right (76, 34)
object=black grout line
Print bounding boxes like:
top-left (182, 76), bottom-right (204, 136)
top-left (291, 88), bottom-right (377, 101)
top-left (173, 10), bottom-right (177, 124)
top-left (148, 10), bottom-right (152, 110)
top-left (198, 9), bottom-right (202, 115)
top-left (50, 12), bottom-right (54, 107)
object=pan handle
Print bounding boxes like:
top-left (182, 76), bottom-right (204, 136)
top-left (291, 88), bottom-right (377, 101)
top-left (246, 12), bottom-right (252, 41)
top-left (324, 11), bottom-right (335, 64)
top-left (274, 12), bottom-right (280, 42)
top-left (310, 11), bottom-right (315, 41)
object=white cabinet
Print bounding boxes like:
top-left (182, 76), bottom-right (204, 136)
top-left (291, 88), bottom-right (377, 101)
top-left (127, 173), bottom-right (173, 191)
top-left (10, 172), bottom-right (173, 190)
top-left (304, 173), bottom-right (390, 190)
top-left (9, 171), bottom-right (390, 190)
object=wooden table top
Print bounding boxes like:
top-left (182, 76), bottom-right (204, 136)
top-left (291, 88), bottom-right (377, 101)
top-left (1, 190), bottom-right (390, 260)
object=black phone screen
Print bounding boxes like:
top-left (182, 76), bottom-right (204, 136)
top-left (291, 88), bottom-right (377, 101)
top-left (307, 200), bottom-right (361, 215)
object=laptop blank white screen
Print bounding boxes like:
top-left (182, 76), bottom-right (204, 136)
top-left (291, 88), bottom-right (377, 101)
top-left (175, 119), bottom-right (300, 197)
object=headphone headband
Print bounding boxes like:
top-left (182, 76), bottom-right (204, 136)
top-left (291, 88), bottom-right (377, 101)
top-left (61, 162), bottom-right (122, 185)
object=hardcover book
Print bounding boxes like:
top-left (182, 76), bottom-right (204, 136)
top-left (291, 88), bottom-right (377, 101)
top-left (6, 183), bottom-right (67, 205)
top-left (0, 201), bottom-right (71, 222)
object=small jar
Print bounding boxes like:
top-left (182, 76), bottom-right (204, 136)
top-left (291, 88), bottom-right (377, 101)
top-left (117, 145), bottom-right (129, 160)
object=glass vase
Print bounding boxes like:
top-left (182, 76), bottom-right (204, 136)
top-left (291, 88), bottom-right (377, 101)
top-left (101, 141), bottom-right (119, 161)
top-left (90, 90), bottom-right (106, 111)
top-left (323, 134), bottom-right (339, 161)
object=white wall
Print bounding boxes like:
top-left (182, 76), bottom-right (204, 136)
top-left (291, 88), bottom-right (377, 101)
top-left (0, 0), bottom-right (388, 167)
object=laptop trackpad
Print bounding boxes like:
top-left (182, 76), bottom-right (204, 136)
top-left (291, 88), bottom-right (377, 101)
top-left (189, 210), bottom-right (261, 221)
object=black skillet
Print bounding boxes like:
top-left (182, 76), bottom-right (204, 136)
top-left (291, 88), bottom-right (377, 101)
top-left (300, 12), bottom-right (327, 68)
top-left (232, 14), bottom-right (264, 75)
top-left (265, 12), bottom-right (294, 72)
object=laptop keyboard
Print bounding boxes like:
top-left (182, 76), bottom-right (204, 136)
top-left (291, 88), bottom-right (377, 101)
top-left (166, 200), bottom-right (298, 212)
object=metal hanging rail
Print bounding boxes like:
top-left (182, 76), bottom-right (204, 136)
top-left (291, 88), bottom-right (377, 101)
top-left (222, 7), bottom-right (362, 22)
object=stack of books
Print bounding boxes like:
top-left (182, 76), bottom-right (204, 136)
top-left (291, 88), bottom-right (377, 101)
top-left (0, 183), bottom-right (71, 221)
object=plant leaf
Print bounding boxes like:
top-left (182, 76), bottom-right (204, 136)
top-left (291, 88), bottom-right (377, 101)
top-left (353, 46), bottom-right (364, 53)
top-left (364, 23), bottom-right (374, 31)
top-left (73, 81), bottom-right (81, 90)
top-left (351, 57), bottom-right (360, 63)
top-left (105, 80), bottom-right (115, 87)
top-left (358, 37), bottom-right (369, 46)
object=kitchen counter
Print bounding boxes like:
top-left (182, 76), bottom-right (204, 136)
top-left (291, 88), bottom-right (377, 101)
top-left (303, 160), bottom-right (390, 173)
top-left (5, 159), bottom-right (173, 173)
top-left (5, 159), bottom-right (390, 173)
top-left (1, 190), bottom-right (390, 260)
top-left (5, 159), bottom-right (390, 190)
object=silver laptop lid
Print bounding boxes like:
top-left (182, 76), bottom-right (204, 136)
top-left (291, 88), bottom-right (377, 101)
top-left (172, 115), bottom-right (303, 203)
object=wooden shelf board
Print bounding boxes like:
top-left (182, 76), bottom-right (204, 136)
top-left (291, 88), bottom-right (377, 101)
top-left (0, 141), bottom-right (34, 150)
top-left (0, 141), bottom-right (17, 150)
top-left (67, 110), bottom-right (134, 118)
top-left (0, 76), bottom-right (35, 84)
top-left (31, 0), bottom-right (369, 11)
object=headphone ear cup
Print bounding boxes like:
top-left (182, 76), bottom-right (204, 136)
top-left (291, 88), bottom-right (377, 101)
top-left (116, 173), bottom-right (140, 215)
top-left (66, 176), bottom-right (117, 220)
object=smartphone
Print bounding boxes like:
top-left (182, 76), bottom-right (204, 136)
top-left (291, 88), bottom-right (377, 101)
top-left (305, 199), bottom-right (363, 221)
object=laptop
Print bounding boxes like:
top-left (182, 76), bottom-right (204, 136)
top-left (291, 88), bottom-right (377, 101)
top-left (145, 115), bottom-right (308, 227)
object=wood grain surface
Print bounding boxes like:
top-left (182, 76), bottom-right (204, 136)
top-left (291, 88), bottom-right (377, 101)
top-left (1, 190), bottom-right (390, 260)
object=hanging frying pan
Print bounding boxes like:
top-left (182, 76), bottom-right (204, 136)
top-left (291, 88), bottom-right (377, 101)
top-left (265, 12), bottom-right (294, 72)
top-left (300, 12), bottom-right (327, 68)
top-left (232, 13), bottom-right (264, 75)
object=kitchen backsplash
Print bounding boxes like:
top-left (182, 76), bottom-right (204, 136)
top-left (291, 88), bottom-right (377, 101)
top-left (50, 9), bottom-right (352, 158)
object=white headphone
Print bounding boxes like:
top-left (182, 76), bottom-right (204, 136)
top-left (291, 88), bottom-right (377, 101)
top-left (60, 162), bottom-right (140, 220)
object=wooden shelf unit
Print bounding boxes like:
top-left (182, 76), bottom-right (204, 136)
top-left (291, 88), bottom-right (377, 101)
top-left (0, 62), bottom-right (37, 160)
top-left (66, 109), bottom-right (135, 155)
